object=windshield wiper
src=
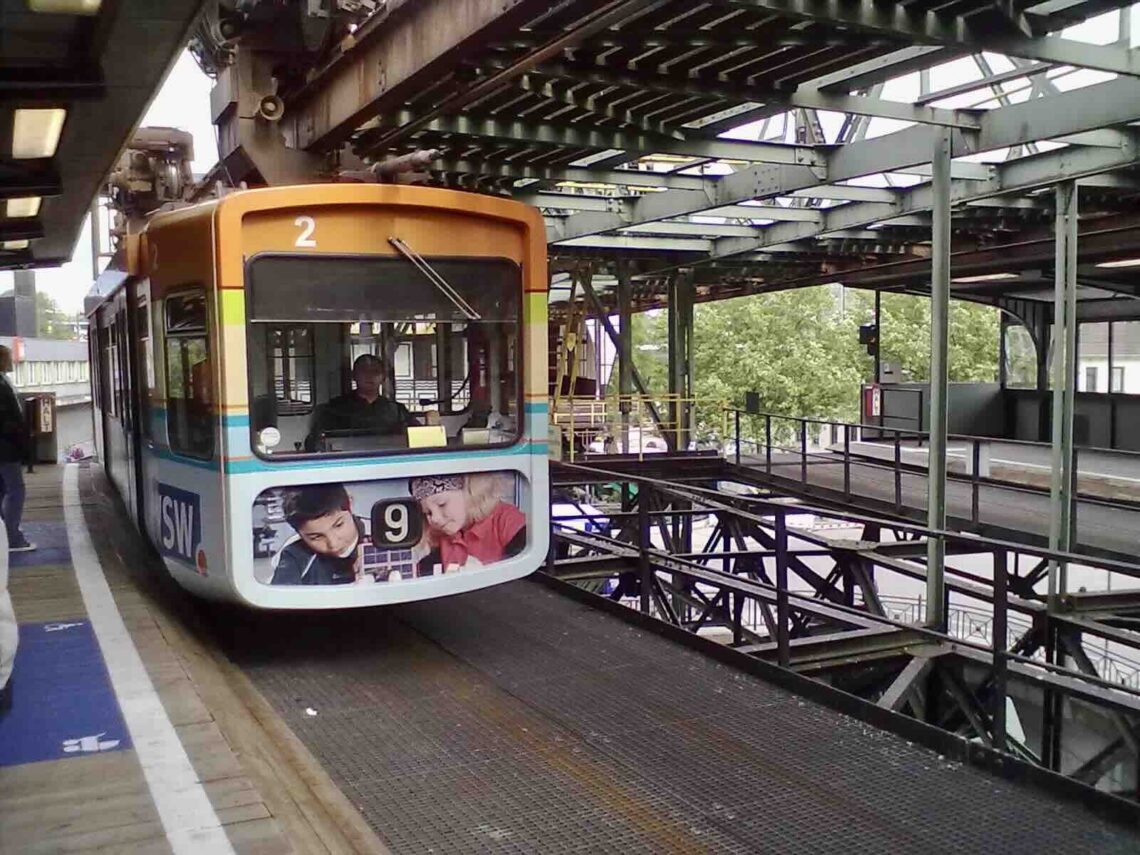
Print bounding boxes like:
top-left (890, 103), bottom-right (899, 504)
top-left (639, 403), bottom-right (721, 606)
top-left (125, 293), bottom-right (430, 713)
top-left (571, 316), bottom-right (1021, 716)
top-left (388, 237), bottom-right (481, 321)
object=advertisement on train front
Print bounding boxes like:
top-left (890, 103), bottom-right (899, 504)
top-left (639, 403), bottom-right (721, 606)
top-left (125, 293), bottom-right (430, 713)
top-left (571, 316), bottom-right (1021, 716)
top-left (251, 472), bottom-right (527, 586)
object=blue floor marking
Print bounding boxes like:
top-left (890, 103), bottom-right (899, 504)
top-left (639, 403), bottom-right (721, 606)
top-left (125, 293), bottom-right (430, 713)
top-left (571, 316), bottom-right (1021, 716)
top-left (0, 620), bottom-right (132, 767)
top-left (9, 521), bottom-right (72, 569)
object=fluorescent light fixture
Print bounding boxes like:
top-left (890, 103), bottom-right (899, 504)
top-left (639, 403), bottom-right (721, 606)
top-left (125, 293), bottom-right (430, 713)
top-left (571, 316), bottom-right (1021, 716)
top-left (1, 240), bottom-right (29, 250)
top-left (5, 197), bottom-right (41, 218)
top-left (27, 0), bottom-right (102, 13)
top-left (1096, 257), bottom-right (1140, 269)
top-left (951, 273), bottom-right (1019, 283)
top-left (12, 108), bottom-right (67, 159)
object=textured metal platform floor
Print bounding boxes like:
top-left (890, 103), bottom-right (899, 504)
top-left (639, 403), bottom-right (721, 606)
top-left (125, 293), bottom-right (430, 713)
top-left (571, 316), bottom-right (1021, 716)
top-left (226, 581), bottom-right (1139, 854)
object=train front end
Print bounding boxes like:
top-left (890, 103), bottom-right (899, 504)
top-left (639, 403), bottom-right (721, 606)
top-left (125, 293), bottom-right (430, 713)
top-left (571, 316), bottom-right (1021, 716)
top-left (206, 185), bottom-right (548, 608)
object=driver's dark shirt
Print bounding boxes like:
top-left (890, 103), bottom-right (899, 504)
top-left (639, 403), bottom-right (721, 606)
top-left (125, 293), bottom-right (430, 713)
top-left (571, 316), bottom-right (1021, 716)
top-left (305, 393), bottom-right (416, 451)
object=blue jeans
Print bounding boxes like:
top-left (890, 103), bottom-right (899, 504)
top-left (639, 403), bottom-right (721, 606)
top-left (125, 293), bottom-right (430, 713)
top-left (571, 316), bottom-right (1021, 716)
top-left (0, 462), bottom-right (25, 542)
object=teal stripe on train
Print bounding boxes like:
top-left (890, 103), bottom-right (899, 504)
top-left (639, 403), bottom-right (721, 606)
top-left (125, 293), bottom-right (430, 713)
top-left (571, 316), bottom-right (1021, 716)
top-left (223, 416), bottom-right (547, 451)
top-left (151, 403), bottom-right (547, 430)
top-left (145, 442), bottom-right (548, 475)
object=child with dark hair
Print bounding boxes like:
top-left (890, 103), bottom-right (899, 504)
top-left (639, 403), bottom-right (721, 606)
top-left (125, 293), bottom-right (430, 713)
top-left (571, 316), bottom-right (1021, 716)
top-left (270, 484), bottom-right (363, 585)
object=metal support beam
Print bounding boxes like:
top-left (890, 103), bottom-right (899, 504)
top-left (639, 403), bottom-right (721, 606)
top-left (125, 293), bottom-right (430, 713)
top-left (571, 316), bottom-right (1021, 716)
top-left (387, 111), bottom-right (823, 166)
top-left (1049, 180), bottom-right (1079, 608)
top-left (722, 0), bottom-right (1140, 77)
top-left (873, 290), bottom-right (882, 385)
top-left (667, 270), bottom-right (694, 451)
top-left (926, 128), bottom-right (952, 632)
top-left (285, 0), bottom-right (643, 150)
top-left (617, 263), bottom-right (634, 453)
top-left (877, 655), bottom-right (935, 712)
top-left (642, 133), bottom-right (1139, 271)
top-left (531, 61), bottom-right (980, 129)
top-left (439, 159), bottom-right (714, 191)
top-left (553, 76), bottom-right (1140, 245)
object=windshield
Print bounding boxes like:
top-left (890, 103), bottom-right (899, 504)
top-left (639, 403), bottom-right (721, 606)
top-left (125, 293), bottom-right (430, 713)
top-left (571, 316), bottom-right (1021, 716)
top-left (246, 254), bottom-right (521, 458)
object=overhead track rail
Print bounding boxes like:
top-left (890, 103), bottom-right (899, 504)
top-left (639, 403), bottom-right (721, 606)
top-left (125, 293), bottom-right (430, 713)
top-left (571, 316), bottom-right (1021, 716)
top-left (220, 0), bottom-right (1140, 317)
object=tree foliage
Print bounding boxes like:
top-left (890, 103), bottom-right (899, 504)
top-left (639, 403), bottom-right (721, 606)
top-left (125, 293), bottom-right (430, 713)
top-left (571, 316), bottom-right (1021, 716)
top-left (693, 287), bottom-right (864, 421)
top-left (35, 292), bottom-right (78, 340)
top-left (618, 286), bottom-right (1001, 438)
top-left (845, 290), bottom-right (1000, 383)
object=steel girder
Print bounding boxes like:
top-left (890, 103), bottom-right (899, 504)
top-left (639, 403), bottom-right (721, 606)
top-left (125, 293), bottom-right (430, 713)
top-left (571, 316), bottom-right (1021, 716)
top-left (718, 0), bottom-right (1140, 75)
top-left (552, 76), bottom-right (1140, 244)
top-left (374, 110), bottom-right (824, 165)
top-left (252, 0), bottom-right (1140, 301)
top-left (524, 60), bottom-right (983, 128)
top-left (549, 458), bottom-right (1140, 795)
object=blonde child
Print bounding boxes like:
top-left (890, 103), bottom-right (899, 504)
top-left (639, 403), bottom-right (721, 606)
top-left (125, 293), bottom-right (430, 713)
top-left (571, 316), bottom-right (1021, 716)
top-left (410, 474), bottom-right (526, 573)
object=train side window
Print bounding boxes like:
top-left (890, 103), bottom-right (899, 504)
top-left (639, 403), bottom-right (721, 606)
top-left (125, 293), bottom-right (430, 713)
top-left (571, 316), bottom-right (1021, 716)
top-left (164, 290), bottom-right (214, 459)
top-left (101, 321), bottom-right (116, 417)
top-left (135, 285), bottom-right (154, 438)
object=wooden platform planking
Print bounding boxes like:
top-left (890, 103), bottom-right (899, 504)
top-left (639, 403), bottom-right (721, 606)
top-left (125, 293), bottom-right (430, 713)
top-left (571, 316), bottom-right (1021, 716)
top-left (80, 463), bottom-right (390, 855)
top-left (0, 465), bottom-right (301, 855)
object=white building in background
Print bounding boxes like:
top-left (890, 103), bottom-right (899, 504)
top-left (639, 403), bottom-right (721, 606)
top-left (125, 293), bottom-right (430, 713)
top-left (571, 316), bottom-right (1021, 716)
top-left (0, 336), bottom-right (91, 406)
top-left (1077, 321), bottom-right (1140, 394)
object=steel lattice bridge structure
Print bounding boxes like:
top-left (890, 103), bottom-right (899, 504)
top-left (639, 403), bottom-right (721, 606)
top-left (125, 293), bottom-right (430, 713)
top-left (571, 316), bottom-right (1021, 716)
top-left (6, 0), bottom-right (1140, 835)
top-left (549, 451), bottom-right (1140, 802)
top-left (223, 0), bottom-right (1140, 321)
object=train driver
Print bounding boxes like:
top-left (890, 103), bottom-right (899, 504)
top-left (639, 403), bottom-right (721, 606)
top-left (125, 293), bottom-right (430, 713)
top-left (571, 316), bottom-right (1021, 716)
top-left (304, 353), bottom-right (418, 451)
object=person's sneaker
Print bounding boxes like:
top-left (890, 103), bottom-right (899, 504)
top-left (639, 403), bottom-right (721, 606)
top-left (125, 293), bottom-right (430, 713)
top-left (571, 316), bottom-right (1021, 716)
top-left (9, 534), bottom-right (35, 552)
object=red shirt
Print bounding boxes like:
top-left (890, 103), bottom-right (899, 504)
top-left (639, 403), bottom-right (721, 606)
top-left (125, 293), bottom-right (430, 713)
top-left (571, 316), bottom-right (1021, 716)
top-left (438, 502), bottom-right (526, 568)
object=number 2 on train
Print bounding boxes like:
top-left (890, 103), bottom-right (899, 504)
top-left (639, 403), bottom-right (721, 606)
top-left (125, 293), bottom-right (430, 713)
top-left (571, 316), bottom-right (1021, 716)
top-left (294, 215), bottom-right (316, 247)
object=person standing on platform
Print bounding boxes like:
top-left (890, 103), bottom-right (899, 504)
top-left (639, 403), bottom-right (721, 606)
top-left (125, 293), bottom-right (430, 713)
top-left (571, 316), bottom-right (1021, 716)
top-left (0, 522), bottom-right (13, 715)
top-left (0, 345), bottom-right (34, 552)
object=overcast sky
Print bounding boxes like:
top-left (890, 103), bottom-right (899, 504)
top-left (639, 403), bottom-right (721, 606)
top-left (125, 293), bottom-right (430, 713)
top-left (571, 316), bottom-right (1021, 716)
top-left (0, 51), bottom-right (216, 313)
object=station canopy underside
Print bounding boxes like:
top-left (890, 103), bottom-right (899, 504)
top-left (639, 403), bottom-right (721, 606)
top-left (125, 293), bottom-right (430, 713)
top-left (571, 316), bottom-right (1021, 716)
top-left (277, 0), bottom-right (1140, 320)
top-left (0, 0), bottom-right (207, 270)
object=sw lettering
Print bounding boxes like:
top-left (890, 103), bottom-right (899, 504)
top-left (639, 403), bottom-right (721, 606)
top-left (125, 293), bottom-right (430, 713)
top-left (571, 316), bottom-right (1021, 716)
top-left (161, 496), bottom-right (196, 559)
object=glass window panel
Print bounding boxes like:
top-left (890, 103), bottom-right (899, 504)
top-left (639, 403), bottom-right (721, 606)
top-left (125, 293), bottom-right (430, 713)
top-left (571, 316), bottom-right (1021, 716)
top-left (246, 255), bottom-right (521, 459)
top-left (1004, 323), bottom-right (1037, 389)
top-left (1078, 322), bottom-right (1108, 392)
top-left (165, 289), bottom-right (214, 459)
top-left (1111, 321), bottom-right (1140, 394)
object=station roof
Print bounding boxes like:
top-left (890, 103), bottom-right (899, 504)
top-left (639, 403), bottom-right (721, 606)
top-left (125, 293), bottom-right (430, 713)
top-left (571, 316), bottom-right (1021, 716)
top-left (277, 0), bottom-right (1140, 321)
top-left (0, 0), bottom-right (206, 271)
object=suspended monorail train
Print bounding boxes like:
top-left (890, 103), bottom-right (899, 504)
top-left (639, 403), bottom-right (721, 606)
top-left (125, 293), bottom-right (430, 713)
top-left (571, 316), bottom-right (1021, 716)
top-left (87, 184), bottom-right (549, 608)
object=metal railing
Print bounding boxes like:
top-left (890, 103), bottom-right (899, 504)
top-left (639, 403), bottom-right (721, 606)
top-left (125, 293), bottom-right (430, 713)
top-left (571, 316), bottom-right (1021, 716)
top-left (873, 595), bottom-right (1140, 691)
top-left (550, 394), bottom-right (730, 462)
top-left (730, 409), bottom-right (1140, 537)
top-left (549, 459), bottom-right (1140, 779)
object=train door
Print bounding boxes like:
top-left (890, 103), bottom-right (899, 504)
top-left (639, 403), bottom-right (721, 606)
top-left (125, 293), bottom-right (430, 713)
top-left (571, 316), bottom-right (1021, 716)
top-left (103, 292), bottom-right (135, 514)
top-left (98, 308), bottom-right (118, 483)
top-left (124, 282), bottom-right (148, 524)
top-left (115, 292), bottom-right (138, 521)
top-left (129, 281), bottom-right (154, 531)
top-left (92, 310), bottom-right (109, 468)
